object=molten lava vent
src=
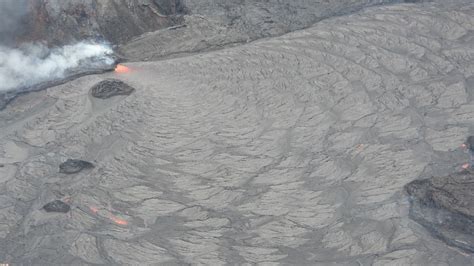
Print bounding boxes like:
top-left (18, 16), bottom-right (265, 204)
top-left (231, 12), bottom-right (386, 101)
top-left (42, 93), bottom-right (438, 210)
top-left (114, 64), bottom-right (131, 73)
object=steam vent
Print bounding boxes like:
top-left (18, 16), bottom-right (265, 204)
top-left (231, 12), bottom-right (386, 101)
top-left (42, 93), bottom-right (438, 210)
top-left (1, 0), bottom-right (474, 264)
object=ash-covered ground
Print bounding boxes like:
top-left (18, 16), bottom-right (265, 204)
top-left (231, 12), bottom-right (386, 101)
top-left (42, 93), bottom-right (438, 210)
top-left (1, 0), bottom-right (474, 265)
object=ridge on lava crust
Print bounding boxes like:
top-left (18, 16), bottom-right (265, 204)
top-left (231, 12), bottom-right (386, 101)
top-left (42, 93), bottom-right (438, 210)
top-left (59, 159), bottom-right (95, 174)
top-left (405, 171), bottom-right (474, 253)
top-left (43, 200), bottom-right (71, 213)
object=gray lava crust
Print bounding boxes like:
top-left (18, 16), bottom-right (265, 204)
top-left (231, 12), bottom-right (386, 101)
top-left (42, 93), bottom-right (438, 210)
top-left (1, 0), bottom-right (474, 264)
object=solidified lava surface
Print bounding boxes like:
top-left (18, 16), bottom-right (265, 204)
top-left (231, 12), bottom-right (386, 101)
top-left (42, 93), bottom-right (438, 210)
top-left (0, 1), bottom-right (474, 265)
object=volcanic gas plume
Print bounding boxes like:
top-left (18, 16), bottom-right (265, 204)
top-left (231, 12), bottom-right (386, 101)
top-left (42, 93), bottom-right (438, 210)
top-left (0, 41), bottom-right (114, 92)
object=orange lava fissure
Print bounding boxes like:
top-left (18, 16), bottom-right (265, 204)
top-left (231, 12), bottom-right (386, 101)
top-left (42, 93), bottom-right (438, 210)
top-left (115, 64), bottom-right (131, 73)
top-left (110, 215), bottom-right (128, 225)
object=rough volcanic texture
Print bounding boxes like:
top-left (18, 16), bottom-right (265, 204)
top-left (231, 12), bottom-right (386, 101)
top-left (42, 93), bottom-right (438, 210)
top-left (467, 136), bottom-right (474, 149)
top-left (90, 79), bottom-right (135, 99)
top-left (1, 1), bottom-right (474, 265)
top-left (59, 159), bottom-right (94, 174)
top-left (19, 0), bottom-right (184, 45)
top-left (6, 1), bottom-right (423, 54)
top-left (43, 200), bottom-right (71, 213)
top-left (406, 172), bottom-right (474, 253)
top-left (118, 0), bottom-right (424, 61)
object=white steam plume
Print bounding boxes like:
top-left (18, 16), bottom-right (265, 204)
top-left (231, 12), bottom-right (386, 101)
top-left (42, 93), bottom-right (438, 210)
top-left (0, 41), bottom-right (114, 92)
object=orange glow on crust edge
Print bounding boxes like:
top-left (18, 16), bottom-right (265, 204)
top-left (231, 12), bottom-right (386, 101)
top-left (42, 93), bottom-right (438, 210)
top-left (115, 64), bottom-right (131, 73)
top-left (88, 205), bottom-right (129, 225)
top-left (110, 215), bottom-right (128, 225)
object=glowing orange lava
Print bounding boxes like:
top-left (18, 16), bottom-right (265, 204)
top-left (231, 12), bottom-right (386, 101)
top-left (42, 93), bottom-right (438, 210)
top-left (115, 64), bottom-right (131, 73)
top-left (110, 215), bottom-right (128, 225)
top-left (88, 204), bottom-right (128, 225)
top-left (89, 206), bottom-right (99, 214)
top-left (462, 163), bottom-right (469, 169)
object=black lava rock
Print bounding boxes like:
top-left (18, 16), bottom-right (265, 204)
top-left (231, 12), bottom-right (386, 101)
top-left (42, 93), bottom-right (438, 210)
top-left (59, 159), bottom-right (94, 174)
top-left (405, 171), bottom-right (474, 253)
top-left (43, 200), bottom-right (71, 213)
top-left (90, 79), bottom-right (135, 99)
top-left (466, 136), bottom-right (474, 150)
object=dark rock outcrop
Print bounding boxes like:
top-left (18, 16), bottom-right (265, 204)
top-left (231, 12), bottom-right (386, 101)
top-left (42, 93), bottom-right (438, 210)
top-left (405, 171), bottom-right (474, 253)
top-left (59, 159), bottom-right (94, 174)
top-left (118, 0), bottom-right (426, 61)
top-left (3, 0), bottom-right (424, 54)
top-left (466, 136), bottom-right (474, 150)
top-left (17, 0), bottom-right (185, 45)
top-left (90, 79), bottom-right (135, 99)
top-left (43, 200), bottom-right (71, 213)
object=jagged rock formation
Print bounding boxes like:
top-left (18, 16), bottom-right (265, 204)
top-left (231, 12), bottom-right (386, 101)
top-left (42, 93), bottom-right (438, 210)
top-left (120, 0), bottom-right (424, 60)
top-left (90, 79), bottom-right (135, 99)
top-left (5, 0), bottom-right (422, 50)
top-left (17, 0), bottom-right (184, 45)
top-left (406, 172), bottom-right (474, 253)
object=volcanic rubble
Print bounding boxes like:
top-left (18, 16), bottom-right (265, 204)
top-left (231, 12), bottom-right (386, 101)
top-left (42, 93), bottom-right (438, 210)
top-left (405, 171), bottom-right (474, 253)
top-left (90, 79), bottom-right (135, 99)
